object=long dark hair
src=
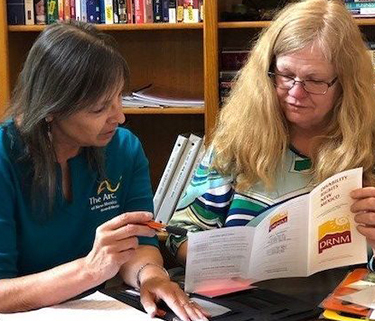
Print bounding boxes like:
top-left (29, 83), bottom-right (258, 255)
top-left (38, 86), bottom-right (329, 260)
top-left (9, 20), bottom-right (130, 213)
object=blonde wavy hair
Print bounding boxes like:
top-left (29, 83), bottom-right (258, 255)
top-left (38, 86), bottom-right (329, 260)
top-left (211, 0), bottom-right (375, 191)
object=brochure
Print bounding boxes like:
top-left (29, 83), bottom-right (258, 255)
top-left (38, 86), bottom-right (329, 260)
top-left (185, 168), bottom-right (367, 295)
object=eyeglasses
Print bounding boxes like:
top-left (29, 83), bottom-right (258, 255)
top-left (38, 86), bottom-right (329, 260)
top-left (268, 72), bottom-right (338, 95)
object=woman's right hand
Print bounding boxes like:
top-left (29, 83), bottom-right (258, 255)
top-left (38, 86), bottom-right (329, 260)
top-left (84, 211), bottom-right (156, 283)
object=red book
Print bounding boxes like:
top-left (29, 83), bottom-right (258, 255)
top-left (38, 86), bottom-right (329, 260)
top-left (134, 0), bottom-right (144, 23)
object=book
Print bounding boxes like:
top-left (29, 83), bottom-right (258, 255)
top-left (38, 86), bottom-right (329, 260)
top-left (46, 0), bottom-right (58, 23)
top-left (144, 0), bottom-right (153, 23)
top-left (81, 0), bottom-right (87, 21)
top-left (176, 0), bottom-right (183, 21)
top-left (321, 269), bottom-right (373, 318)
top-left (134, 0), bottom-right (144, 23)
top-left (183, 0), bottom-right (198, 23)
top-left (185, 168), bottom-right (367, 295)
top-left (153, 0), bottom-right (162, 22)
top-left (117, 0), bottom-right (127, 23)
top-left (168, 0), bottom-right (176, 23)
top-left (24, 0), bottom-right (35, 24)
top-left (34, 0), bottom-right (46, 24)
top-left (155, 134), bottom-right (203, 223)
top-left (104, 0), bottom-right (114, 23)
top-left (161, 0), bottom-right (169, 22)
top-left (87, 0), bottom-right (100, 23)
top-left (153, 134), bottom-right (189, 216)
top-left (7, 0), bottom-right (26, 24)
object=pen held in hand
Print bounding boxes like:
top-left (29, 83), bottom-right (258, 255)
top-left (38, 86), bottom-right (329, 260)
top-left (145, 221), bottom-right (188, 236)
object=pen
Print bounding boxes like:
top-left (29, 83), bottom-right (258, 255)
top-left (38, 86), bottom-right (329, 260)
top-left (145, 221), bottom-right (188, 236)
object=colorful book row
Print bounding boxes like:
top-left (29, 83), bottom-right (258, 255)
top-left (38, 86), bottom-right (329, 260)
top-left (7, 0), bottom-right (204, 25)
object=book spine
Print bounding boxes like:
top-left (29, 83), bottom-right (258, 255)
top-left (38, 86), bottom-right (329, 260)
top-left (153, 135), bottom-right (189, 215)
top-left (25, 0), bottom-right (35, 24)
top-left (134, 0), bottom-right (144, 23)
top-left (81, 0), bottom-right (87, 21)
top-left (199, 0), bottom-right (202, 21)
top-left (161, 0), bottom-right (169, 22)
top-left (99, 0), bottom-right (105, 22)
top-left (168, 0), bottom-right (176, 22)
top-left (75, 0), bottom-right (81, 20)
top-left (7, 0), bottom-right (26, 25)
top-left (104, 0), bottom-right (114, 23)
top-left (70, 0), bottom-right (76, 20)
top-left (126, 0), bottom-right (133, 23)
top-left (34, 0), bottom-right (46, 24)
top-left (113, 0), bottom-right (119, 22)
top-left (144, 0), bottom-right (153, 22)
top-left (176, 0), bottom-right (183, 21)
top-left (87, 0), bottom-right (100, 22)
top-left (57, 0), bottom-right (63, 20)
top-left (153, 0), bottom-right (162, 22)
top-left (156, 134), bottom-right (202, 223)
top-left (64, 0), bottom-right (70, 20)
top-left (47, 0), bottom-right (58, 23)
top-left (183, 0), bottom-right (198, 23)
top-left (118, 0), bottom-right (127, 22)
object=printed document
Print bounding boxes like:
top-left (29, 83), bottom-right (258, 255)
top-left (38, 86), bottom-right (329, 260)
top-left (185, 168), bottom-right (367, 294)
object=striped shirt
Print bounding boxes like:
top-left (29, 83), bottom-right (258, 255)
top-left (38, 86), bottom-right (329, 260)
top-left (166, 147), bottom-right (313, 256)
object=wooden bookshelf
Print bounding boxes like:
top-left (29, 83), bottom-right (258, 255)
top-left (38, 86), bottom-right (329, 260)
top-left (1, 0), bottom-right (374, 188)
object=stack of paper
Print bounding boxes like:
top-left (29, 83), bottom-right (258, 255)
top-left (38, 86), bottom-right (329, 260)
top-left (123, 85), bottom-right (204, 108)
top-left (320, 268), bottom-right (375, 320)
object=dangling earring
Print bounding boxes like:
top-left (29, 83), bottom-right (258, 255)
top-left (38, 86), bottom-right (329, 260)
top-left (45, 119), bottom-right (52, 142)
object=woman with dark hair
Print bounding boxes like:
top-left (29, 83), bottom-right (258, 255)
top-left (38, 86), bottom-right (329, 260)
top-left (0, 21), bottom-right (207, 321)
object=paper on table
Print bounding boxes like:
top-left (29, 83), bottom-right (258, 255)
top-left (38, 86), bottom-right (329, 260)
top-left (191, 297), bottom-right (231, 317)
top-left (0, 291), bottom-right (163, 321)
top-left (340, 286), bottom-right (375, 310)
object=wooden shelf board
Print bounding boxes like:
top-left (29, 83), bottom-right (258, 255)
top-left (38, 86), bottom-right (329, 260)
top-left (219, 18), bottom-right (375, 29)
top-left (219, 21), bottom-right (271, 29)
top-left (9, 23), bottom-right (203, 32)
top-left (356, 18), bottom-right (375, 26)
top-left (122, 107), bottom-right (205, 114)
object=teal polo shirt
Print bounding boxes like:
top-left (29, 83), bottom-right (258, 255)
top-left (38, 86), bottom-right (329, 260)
top-left (0, 120), bottom-right (157, 279)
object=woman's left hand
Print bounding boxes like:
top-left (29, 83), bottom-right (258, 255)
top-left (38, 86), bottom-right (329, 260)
top-left (351, 187), bottom-right (375, 249)
top-left (140, 277), bottom-right (210, 321)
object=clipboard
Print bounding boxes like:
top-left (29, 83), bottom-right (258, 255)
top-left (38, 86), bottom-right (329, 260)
top-left (102, 286), bottom-right (322, 321)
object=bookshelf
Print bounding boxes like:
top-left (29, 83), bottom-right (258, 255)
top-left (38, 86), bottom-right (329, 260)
top-left (1, 0), bottom-right (374, 190)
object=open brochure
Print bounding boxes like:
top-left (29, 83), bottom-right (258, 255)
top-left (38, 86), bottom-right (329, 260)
top-left (185, 168), bottom-right (367, 295)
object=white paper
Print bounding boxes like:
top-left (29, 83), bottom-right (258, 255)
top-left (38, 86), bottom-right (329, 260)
top-left (340, 286), bottom-right (375, 310)
top-left (191, 298), bottom-right (231, 317)
top-left (185, 226), bottom-right (255, 293)
top-left (0, 292), bottom-right (163, 321)
top-left (185, 168), bottom-right (367, 294)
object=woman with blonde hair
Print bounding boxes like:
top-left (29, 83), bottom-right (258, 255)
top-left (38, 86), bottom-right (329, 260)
top-left (167, 0), bottom-right (375, 265)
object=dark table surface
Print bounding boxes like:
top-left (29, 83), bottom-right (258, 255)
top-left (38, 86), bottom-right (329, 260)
top-left (254, 265), bottom-right (366, 320)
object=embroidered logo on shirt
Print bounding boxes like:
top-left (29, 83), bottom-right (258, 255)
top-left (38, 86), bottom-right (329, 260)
top-left (97, 177), bottom-right (122, 194)
top-left (89, 177), bottom-right (122, 213)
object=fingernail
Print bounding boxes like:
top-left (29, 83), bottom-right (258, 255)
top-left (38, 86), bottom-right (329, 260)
top-left (144, 305), bottom-right (157, 317)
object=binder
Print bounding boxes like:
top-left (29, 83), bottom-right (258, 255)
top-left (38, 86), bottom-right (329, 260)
top-left (153, 134), bottom-right (189, 216)
top-left (155, 134), bottom-right (203, 223)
